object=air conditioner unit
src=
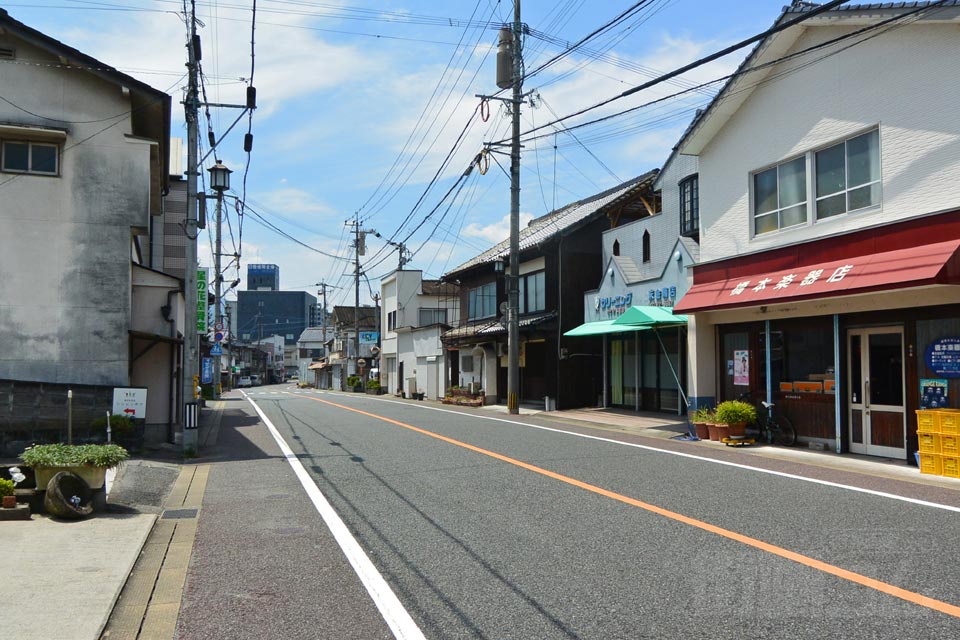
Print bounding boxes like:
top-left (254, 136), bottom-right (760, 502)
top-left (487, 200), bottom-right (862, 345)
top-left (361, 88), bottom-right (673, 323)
top-left (497, 343), bottom-right (508, 357)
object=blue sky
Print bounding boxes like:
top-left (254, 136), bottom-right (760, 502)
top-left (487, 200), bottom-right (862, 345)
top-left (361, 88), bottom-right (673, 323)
top-left (4, 0), bottom-right (791, 309)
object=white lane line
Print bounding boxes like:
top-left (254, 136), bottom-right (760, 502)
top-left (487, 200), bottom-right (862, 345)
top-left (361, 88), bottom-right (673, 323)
top-left (302, 393), bottom-right (960, 514)
top-left (242, 391), bottom-right (426, 640)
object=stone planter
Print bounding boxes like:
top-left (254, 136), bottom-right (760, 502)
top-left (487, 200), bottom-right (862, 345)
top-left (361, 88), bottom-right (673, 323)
top-left (33, 465), bottom-right (107, 491)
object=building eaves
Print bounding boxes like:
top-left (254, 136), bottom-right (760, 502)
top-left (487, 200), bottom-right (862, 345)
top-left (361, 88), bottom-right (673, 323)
top-left (444, 170), bottom-right (658, 278)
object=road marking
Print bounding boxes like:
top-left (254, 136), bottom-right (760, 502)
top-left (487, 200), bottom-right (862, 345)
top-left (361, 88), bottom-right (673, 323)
top-left (313, 394), bottom-right (960, 514)
top-left (290, 392), bottom-right (960, 620)
top-left (241, 392), bottom-right (426, 640)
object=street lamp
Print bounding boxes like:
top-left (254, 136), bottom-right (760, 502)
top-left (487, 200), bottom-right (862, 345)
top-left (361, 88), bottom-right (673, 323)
top-left (208, 162), bottom-right (231, 399)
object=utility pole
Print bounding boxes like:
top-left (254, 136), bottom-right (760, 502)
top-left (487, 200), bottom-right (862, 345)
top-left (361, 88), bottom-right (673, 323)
top-left (314, 281), bottom-right (339, 354)
top-left (182, 2), bottom-right (201, 450)
top-left (507, 1), bottom-right (523, 415)
top-left (351, 216), bottom-right (376, 380)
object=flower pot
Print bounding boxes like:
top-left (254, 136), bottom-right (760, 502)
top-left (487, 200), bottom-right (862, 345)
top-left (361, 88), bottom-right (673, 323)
top-left (714, 424), bottom-right (731, 440)
top-left (1, 495), bottom-right (16, 509)
top-left (726, 422), bottom-right (747, 438)
top-left (693, 422), bottom-right (710, 439)
top-left (706, 423), bottom-right (720, 441)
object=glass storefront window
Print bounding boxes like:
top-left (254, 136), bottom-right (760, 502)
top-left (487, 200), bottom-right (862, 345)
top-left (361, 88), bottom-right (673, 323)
top-left (760, 318), bottom-right (835, 394)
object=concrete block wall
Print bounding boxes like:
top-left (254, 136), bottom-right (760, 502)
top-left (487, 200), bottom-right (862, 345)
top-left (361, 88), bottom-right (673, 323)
top-left (0, 379), bottom-right (113, 457)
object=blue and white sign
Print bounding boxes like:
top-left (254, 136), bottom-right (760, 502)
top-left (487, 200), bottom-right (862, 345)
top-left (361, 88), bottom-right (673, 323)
top-left (201, 357), bottom-right (214, 384)
top-left (359, 331), bottom-right (379, 344)
top-left (595, 292), bottom-right (633, 313)
top-left (210, 343), bottom-right (223, 356)
top-left (925, 337), bottom-right (960, 377)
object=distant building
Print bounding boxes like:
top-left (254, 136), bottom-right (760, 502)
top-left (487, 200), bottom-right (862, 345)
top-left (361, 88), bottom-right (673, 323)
top-left (236, 290), bottom-right (316, 346)
top-left (247, 263), bottom-right (279, 291)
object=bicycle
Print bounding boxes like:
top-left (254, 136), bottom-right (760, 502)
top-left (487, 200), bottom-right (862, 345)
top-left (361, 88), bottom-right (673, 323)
top-left (739, 393), bottom-right (797, 446)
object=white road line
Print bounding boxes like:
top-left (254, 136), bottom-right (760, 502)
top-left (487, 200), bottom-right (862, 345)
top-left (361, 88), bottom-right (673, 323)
top-left (298, 393), bottom-right (960, 514)
top-left (242, 391), bottom-right (426, 640)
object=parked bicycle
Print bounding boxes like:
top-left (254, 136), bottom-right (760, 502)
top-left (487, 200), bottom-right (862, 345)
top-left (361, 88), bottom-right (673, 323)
top-left (738, 393), bottom-right (797, 446)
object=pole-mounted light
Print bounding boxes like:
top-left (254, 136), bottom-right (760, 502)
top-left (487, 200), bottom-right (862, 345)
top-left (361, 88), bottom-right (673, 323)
top-left (208, 162), bottom-right (232, 192)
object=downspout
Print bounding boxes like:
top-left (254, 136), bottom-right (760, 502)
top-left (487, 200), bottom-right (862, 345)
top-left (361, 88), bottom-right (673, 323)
top-left (162, 289), bottom-right (178, 444)
top-left (556, 233), bottom-right (564, 410)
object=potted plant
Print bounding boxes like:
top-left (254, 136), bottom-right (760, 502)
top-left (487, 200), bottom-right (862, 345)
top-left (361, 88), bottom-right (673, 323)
top-left (365, 379), bottom-right (382, 395)
top-left (346, 375), bottom-right (362, 392)
top-left (19, 443), bottom-right (128, 493)
top-left (715, 400), bottom-right (757, 438)
top-left (691, 407), bottom-right (712, 440)
top-left (0, 477), bottom-right (15, 509)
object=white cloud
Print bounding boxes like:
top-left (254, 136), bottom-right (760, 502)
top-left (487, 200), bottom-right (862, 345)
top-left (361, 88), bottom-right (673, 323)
top-left (462, 212), bottom-right (535, 245)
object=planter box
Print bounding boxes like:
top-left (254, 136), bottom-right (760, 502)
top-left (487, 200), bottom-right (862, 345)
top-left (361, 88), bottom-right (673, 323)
top-left (365, 388), bottom-right (383, 395)
top-left (33, 465), bottom-right (107, 491)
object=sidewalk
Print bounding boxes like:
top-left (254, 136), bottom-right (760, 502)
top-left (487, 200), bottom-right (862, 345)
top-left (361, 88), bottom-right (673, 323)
top-left (2, 402), bottom-right (222, 640)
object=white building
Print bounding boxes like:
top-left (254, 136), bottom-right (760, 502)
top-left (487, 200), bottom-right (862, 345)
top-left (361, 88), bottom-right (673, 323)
top-left (674, 2), bottom-right (960, 461)
top-left (380, 271), bottom-right (458, 400)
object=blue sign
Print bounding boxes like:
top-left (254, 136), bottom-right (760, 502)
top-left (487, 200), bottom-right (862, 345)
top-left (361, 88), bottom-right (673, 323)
top-left (925, 337), bottom-right (960, 377)
top-left (201, 357), bottom-right (214, 384)
top-left (596, 292), bottom-right (633, 311)
top-left (359, 331), bottom-right (379, 344)
top-left (210, 343), bottom-right (223, 356)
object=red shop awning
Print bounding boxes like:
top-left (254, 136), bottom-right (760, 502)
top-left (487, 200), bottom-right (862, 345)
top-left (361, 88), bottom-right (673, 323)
top-left (675, 238), bottom-right (960, 313)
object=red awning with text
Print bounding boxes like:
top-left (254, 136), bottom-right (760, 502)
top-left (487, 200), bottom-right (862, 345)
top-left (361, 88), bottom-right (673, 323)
top-left (674, 239), bottom-right (960, 313)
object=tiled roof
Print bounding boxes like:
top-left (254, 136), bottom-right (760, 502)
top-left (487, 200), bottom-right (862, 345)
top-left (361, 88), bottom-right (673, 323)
top-left (421, 280), bottom-right (458, 296)
top-left (441, 311), bottom-right (557, 342)
top-left (445, 171), bottom-right (658, 277)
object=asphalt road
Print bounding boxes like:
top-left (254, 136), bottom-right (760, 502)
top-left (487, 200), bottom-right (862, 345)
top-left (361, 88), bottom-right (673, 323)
top-left (181, 385), bottom-right (960, 639)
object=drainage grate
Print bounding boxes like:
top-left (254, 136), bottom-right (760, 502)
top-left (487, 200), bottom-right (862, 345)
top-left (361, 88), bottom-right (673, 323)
top-left (161, 508), bottom-right (198, 519)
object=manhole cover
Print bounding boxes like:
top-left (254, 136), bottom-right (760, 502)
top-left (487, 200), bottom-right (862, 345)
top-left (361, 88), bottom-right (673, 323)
top-left (161, 508), bottom-right (198, 519)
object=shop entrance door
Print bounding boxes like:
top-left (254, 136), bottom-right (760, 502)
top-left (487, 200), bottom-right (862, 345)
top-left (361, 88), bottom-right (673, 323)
top-left (847, 327), bottom-right (906, 458)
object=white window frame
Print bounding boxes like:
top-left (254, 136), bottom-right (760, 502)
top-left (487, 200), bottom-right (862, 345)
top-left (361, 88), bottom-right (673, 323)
top-left (813, 127), bottom-right (882, 221)
top-left (1, 139), bottom-right (59, 176)
top-left (749, 126), bottom-right (882, 239)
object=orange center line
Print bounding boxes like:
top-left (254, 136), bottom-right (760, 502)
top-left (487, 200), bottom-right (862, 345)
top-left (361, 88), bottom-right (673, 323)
top-left (287, 392), bottom-right (960, 619)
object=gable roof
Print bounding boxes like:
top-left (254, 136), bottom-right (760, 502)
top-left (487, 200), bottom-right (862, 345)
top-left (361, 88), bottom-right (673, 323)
top-left (330, 305), bottom-right (378, 328)
top-left (0, 8), bottom-right (171, 180)
top-left (677, 1), bottom-right (960, 156)
top-left (445, 170), bottom-right (658, 278)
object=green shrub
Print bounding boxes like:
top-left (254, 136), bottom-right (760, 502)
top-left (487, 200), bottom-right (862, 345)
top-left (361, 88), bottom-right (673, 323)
top-left (19, 443), bottom-right (129, 469)
top-left (715, 400), bottom-right (757, 426)
top-left (0, 478), bottom-right (14, 497)
top-left (366, 379), bottom-right (381, 390)
top-left (90, 414), bottom-right (135, 435)
top-left (692, 407), bottom-right (713, 423)
top-left (347, 375), bottom-right (361, 388)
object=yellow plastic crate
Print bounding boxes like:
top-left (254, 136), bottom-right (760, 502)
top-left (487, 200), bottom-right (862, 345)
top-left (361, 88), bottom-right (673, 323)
top-left (942, 434), bottom-right (960, 457)
top-left (940, 412), bottom-right (960, 435)
top-left (943, 455), bottom-right (960, 479)
top-left (919, 452), bottom-right (943, 476)
top-left (916, 410), bottom-right (939, 434)
top-left (918, 432), bottom-right (941, 454)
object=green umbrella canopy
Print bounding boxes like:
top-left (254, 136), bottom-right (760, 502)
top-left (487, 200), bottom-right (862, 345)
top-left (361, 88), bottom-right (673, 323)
top-left (611, 305), bottom-right (687, 326)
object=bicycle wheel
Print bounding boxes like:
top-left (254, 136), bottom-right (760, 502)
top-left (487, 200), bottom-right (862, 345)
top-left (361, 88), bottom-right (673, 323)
top-left (772, 414), bottom-right (796, 447)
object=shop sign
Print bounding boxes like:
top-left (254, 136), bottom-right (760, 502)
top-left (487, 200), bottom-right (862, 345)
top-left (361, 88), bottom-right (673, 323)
top-left (648, 286), bottom-right (677, 306)
top-left (728, 264), bottom-right (854, 297)
top-left (112, 387), bottom-right (147, 419)
top-left (359, 331), bottom-right (379, 344)
top-left (594, 292), bottom-right (633, 316)
top-left (197, 268), bottom-right (209, 332)
top-left (925, 337), bottom-right (960, 377)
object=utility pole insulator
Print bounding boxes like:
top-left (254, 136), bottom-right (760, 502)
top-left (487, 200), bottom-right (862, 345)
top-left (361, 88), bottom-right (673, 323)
top-left (496, 28), bottom-right (514, 89)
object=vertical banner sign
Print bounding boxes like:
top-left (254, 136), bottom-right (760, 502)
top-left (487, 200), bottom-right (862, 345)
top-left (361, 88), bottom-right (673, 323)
top-left (197, 268), bottom-right (208, 333)
top-left (201, 357), bottom-right (214, 384)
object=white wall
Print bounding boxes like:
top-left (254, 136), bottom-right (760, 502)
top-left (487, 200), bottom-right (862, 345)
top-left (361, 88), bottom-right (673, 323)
top-left (0, 35), bottom-right (154, 385)
top-left (698, 23), bottom-right (960, 263)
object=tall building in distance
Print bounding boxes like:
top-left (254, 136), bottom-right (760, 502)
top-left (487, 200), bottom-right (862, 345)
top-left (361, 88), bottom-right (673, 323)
top-left (247, 263), bottom-right (280, 291)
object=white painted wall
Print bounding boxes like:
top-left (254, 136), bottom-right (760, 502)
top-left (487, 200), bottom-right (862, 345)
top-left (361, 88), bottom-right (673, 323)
top-left (698, 23), bottom-right (960, 263)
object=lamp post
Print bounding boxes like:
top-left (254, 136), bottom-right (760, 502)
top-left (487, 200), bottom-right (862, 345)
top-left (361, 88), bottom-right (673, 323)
top-left (208, 162), bottom-right (231, 400)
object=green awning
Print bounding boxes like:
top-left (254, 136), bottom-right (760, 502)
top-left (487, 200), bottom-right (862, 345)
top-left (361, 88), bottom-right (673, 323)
top-left (564, 319), bottom-right (636, 337)
top-left (612, 305), bottom-right (687, 327)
